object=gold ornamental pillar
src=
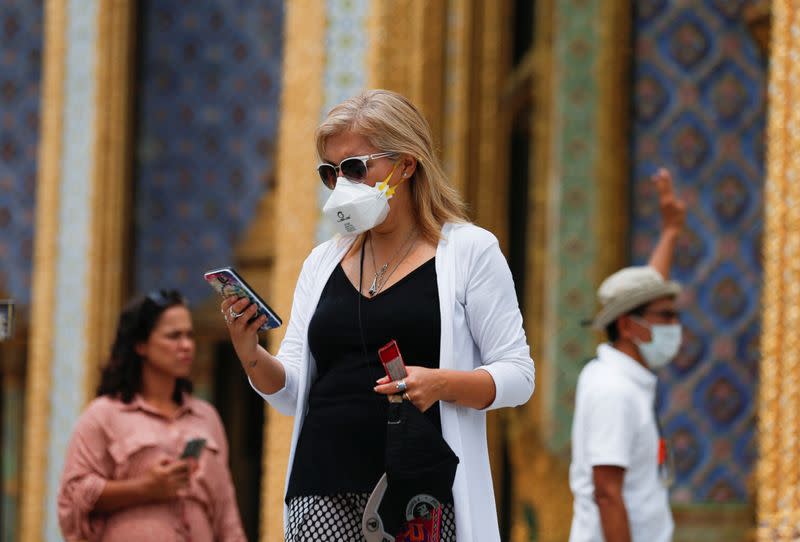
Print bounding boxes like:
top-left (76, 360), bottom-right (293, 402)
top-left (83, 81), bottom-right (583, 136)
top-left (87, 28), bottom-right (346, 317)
top-left (20, 2), bottom-right (135, 540)
top-left (757, 1), bottom-right (800, 539)
top-left (260, 1), bottom-right (325, 540)
top-left (508, 0), bottom-right (631, 539)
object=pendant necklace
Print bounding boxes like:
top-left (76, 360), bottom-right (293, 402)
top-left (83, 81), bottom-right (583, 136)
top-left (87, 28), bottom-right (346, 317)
top-left (368, 228), bottom-right (418, 297)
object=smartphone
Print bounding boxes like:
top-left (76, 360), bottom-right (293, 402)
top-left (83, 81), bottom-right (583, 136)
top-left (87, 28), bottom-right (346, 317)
top-left (204, 267), bottom-right (282, 331)
top-left (180, 437), bottom-right (207, 460)
top-left (378, 339), bottom-right (408, 381)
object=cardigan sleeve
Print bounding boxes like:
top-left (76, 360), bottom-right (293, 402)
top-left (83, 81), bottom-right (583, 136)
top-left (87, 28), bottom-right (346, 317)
top-left (463, 234), bottom-right (535, 410)
top-left (249, 247), bottom-right (320, 416)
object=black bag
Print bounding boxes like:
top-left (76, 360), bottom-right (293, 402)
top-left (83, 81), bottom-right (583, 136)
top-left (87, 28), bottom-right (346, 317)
top-left (376, 399), bottom-right (459, 536)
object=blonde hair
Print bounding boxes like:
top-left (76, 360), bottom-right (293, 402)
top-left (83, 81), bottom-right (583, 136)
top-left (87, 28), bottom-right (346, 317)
top-left (315, 89), bottom-right (468, 245)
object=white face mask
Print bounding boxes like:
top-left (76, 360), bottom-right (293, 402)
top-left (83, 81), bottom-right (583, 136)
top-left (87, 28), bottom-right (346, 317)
top-left (632, 318), bottom-right (682, 369)
top-left (322, 163), bottom-right (403, 235)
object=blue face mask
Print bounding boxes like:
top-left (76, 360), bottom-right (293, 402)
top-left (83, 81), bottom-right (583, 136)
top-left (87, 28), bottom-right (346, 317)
top-left (631, 318), bottom-right (682, 369)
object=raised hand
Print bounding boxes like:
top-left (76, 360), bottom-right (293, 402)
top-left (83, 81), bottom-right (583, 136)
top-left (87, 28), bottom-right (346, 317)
top-left (653, 168), bottom-right (686, 235)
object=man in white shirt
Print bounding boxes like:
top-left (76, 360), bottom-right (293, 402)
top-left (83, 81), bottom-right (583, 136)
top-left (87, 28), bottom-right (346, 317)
top-left (569, 169), bottom-right (685, 542)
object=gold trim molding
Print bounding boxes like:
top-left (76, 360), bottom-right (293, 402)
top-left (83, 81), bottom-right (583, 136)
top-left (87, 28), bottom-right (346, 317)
top-left (441, 0), bottom-right (474, 197)
top-left (19, 0), bottom-right (67, 539)
top-left (757, 1), bottom-right (797, 539)
top-left (21, 2), bottom-right (137, 538)
top-left (595, 0), bottom-right (631, 284)
top-left (473, 0), bottom-right (509, 245)
top-left (83, 0), bottom-right (136, 403)
top-left (512, 0), bottom-right (631, 539)
top-left (367, 0), bottom-right (414, 96)
top-left (261, 1), bottom-right (326, 540)
top-left (512, 1), bottom-right (578, 538)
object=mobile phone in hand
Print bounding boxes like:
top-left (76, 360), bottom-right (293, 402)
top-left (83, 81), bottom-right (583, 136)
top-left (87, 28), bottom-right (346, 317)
top-left (203, 267), bottom-right (282, 331)
top-left (180, 438), bottom-right (207, 460)
top-left (378, 339), bottom-right (408, 381)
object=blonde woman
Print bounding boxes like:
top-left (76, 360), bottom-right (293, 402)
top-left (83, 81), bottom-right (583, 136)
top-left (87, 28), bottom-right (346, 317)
top-left (222, 89), bottom-right (535, 541)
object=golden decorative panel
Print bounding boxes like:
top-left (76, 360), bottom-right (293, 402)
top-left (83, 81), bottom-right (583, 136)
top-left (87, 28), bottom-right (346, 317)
top-left (83, 0), bottom-right (136, 403)
top-left (22, 2), bottom-right (140, 539)
top-left (757, 1), bottom-right (799, 539)
top-left (261, 1), bottom-right (326, 540)
top-left (441, 0), bottom-right (474, 197)
top-left (19, 1), bottom-right (66, 539)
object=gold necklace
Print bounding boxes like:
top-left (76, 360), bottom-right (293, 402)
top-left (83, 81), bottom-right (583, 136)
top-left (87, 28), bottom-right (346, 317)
top-left (368, 228), bottom-right (418, 296)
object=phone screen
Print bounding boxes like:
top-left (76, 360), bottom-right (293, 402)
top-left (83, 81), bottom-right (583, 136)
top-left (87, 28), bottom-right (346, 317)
top-left (180, 438), bottom-right (207, 459)
top-left (203, 267), bottom-right (282, 331)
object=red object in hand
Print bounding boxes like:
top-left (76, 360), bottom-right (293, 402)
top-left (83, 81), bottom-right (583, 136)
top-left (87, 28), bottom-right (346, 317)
top-left (379, 339), bottom-right (408, 381)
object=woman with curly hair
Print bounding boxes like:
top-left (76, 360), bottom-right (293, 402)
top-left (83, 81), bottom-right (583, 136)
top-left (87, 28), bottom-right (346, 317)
top-left (57, 290), bottom-right (245, 542)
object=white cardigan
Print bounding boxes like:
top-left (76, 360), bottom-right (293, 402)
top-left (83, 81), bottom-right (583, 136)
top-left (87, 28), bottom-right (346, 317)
top-left (251, 222), bottom-right (535, 541)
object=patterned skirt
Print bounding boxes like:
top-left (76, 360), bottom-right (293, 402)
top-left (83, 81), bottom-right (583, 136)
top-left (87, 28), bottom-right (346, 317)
top-left (286, 493), bottom-right (456, 542)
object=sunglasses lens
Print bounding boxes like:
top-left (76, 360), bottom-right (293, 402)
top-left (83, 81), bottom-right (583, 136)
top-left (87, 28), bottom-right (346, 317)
top-left (340, 158), bottom-right (368, 181)
top-left (317, 164), bottom-right (337, 189)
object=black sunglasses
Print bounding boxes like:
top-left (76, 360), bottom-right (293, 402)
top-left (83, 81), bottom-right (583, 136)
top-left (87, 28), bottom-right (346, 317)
top-left (317, 151), bottom-right (398, 189)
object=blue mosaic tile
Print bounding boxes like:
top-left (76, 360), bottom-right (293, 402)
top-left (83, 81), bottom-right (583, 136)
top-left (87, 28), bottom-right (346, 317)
top-left (632, 2), bottom-right (764, 504)
top-left (0, 1), bottom-right (42, 308)
top-left (132, 1), bottom-right (284, 303)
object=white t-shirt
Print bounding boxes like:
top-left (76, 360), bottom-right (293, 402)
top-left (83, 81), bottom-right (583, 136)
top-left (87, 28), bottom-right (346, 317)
top-left (569, 343), bottom-right (673, 542)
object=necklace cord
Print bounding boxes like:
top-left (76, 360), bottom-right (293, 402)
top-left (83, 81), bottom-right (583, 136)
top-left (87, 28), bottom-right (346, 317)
top-left (367, 228), bottom-right (418, 296)
top-left (358, 239), bottom-right (386, 404)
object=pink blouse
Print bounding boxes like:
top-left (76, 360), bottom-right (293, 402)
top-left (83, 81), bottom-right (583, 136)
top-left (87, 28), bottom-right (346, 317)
top-left (57, 394), bottom-right (246, 542)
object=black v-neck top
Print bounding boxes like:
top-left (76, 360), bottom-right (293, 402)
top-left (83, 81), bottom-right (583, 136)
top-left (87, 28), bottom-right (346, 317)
top-left (286, 258), bottom-right (442, 499)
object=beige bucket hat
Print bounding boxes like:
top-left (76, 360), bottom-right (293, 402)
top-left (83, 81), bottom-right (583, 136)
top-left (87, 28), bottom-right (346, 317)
top-left (591, 266), bottom-right (681, 330)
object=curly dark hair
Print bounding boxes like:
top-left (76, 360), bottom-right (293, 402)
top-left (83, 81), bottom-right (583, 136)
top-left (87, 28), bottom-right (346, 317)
top-left (97, 289), bottom-right (193, 403)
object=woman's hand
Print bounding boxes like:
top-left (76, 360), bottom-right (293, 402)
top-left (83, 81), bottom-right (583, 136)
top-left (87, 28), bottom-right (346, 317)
top-left (93, 457), bottom-right (195, 513)
top-left (140, 459), bottom-right (191, 501)
top-left (374, 366), bottom-right (446, 412)
top-left (219, 296), bottom-right (287, 396)
top-left (375, 367), bottom-right (497, 411)
top-left (221, 296), bottom-right (267, 364)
